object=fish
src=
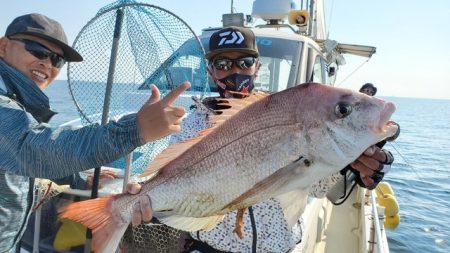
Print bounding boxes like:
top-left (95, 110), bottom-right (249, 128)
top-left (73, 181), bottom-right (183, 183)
top-left (59, 83), bottom-right (398, 253)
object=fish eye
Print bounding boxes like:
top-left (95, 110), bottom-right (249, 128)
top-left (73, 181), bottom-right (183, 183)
top-left (335, 103), bottom-right (353, 118)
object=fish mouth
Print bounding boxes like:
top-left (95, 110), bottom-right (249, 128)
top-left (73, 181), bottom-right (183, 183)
top-left (372, 102), bottom-right (399, 139)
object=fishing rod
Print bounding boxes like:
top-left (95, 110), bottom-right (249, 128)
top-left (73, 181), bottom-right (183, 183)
top-left (335, 58), bottom-right (371, 87)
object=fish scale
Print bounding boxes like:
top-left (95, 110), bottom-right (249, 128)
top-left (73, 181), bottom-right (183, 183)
top-left (148, 124), bottom-right (300, 215)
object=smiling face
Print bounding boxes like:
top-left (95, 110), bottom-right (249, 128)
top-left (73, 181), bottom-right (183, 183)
top-left (0, 34), bottom-right (63, 90)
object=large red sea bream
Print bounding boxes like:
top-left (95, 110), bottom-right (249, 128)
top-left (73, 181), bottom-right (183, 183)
top-left (59, 83), bottom-right (398, 253)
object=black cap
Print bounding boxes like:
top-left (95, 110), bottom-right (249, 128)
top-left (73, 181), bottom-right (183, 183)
top-left (5, 13), bottom-right (83, 62)
top-left (205, 26), bottom-right (259, 60)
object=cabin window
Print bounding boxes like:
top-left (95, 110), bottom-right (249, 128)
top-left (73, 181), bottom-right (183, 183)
top-left (254, 38), bottom-right (301, 92)
top-left (255, 57), bottom-right (291, 92)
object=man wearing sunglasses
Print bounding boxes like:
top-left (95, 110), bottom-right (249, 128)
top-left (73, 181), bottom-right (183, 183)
top-left (0, 13), bottom-right (189, 252)
top-left (180, 26), bottom-right (304, 253)
top-left (180, 26), bottom-right (395, 253)
top-left (205, 26), bottom-right (261, 99)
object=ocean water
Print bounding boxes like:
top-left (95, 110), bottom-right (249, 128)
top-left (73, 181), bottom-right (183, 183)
top-left (44, 81), bottom-right (450, 253)
top-left (382, 97), bottom-right (450, 253)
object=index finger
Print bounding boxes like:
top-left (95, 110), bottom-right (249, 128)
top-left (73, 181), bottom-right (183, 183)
top-left (161, 81), bottom-right (191, 106)
top-left (370, 148), bottom-right (387, 163)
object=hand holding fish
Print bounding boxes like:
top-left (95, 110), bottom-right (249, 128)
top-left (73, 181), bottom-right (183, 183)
top-left (126, 183), bottom-right (153, 225)
top-left (137, 82), bottom-right (191, 142)
top-left (350, 146), bottom-right (392, 188)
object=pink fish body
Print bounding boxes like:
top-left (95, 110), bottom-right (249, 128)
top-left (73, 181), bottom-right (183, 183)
top-left (60, 83), bottom-right (398, 252)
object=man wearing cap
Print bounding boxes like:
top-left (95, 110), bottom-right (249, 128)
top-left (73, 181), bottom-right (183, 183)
top-left (176, 26), bottom-right (395, 253)
top-left (0, 13), bottom-right (189, 252)
top-left (204, 26), bottom-right (260, 98)
top-left (179, 26), bottom-right (304, 253)
top-left (120, 26), bottom-right (292, 253)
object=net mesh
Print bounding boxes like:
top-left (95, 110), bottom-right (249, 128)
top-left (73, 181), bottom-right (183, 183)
top-left (68, 0), bottom-right (208, 175)
top-left (64, 1), bottom-right (208, 251)
top-left (121, 224), bottom-right (187, 253)
top-left (33, 179), bottom-right (70, 210)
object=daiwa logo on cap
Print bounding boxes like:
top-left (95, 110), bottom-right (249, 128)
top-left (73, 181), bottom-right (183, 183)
top-left (205, 26), bottom-right (258, 60)
top-left (218, 31), bottom-right (245, 46)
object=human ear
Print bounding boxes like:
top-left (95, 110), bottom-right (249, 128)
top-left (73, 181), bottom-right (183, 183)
top-left (0, 37), bottom-right (8, 58)
top-left (254, 61), bottom-right (262, 77)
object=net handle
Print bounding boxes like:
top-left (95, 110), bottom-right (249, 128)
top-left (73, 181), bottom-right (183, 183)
top-left (84, 8), bottom-right (125, 253)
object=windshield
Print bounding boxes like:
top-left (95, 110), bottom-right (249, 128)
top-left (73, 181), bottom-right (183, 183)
top-left (201, 35), bottom-right (302, 93)
top-left (255, 37), bottom-right (302, 92)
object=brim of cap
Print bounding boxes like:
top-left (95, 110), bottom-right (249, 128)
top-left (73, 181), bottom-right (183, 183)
top-left (205, 48), bottom-right (259, 60)
top-left (20, 31), bottom-right (83, 62)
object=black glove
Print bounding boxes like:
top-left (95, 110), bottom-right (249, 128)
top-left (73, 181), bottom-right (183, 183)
top-left (201, 96), bottom-right (231, 111)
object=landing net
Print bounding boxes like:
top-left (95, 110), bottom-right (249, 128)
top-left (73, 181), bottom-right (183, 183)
top-left (67, 0), bottom-right (208, 174)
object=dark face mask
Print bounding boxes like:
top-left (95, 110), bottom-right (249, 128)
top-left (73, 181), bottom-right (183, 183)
top-left (215, 73), bottom-right (255, 98)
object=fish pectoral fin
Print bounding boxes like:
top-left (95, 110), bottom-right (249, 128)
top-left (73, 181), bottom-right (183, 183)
top-left (155, 213), bottom-right (224, 231)
top-left (275, 188), bottom-right (309, 228)
top-left (222, 156), bottom-right (311, 212)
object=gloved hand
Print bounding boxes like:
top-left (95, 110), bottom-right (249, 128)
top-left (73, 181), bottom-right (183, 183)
top-left (349, 146), bottom-right (394, 190)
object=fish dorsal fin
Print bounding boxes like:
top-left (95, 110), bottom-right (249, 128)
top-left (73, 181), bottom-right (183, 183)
top-left (139, 128), bottom-right (216, 178)
top-left (139, 91), bottom-right (269, 178)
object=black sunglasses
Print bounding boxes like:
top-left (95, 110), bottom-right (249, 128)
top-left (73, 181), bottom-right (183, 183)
top-left (361, 88), bottom-right (375, 95)
top-left (9, 38), bottom-right (66, 68)
top-left (212, 56), bottom-right (256, 71)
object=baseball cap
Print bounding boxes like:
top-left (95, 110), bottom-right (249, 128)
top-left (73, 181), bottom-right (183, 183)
top-left (5, 13), bottom-right (83, 62)
top-left (205, 26), bottom-right (259, 60)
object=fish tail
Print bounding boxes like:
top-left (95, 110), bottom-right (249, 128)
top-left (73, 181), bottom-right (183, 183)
top-left (59, 195), bottom-right (129, 253)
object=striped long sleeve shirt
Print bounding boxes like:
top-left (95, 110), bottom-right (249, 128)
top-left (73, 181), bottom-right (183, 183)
top-left (0, 73), bottom-right (144, 252)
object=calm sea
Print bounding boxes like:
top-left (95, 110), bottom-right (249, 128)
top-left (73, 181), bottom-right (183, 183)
top-left (45, 80), bottom-right (450, 253)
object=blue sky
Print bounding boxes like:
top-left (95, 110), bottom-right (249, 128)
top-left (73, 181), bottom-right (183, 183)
top-left (1, 0), bottom-right (449, 99)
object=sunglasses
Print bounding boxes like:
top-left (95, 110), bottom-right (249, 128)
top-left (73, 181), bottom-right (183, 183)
top-left (361, 88), bottom-right (375, 95)
top-left (9, 38), bottom-right (66, 68)
top-left (212, 56), bottom-right (256, 71)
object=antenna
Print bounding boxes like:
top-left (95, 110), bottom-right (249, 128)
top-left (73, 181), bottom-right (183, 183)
top-left (231, 0), bottom-right (234, 13)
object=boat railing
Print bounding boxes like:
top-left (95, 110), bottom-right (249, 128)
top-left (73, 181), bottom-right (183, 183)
top-left (366, 189), bottom-right (390, 253)
top-left (254, 23), bottom-right (297, 33)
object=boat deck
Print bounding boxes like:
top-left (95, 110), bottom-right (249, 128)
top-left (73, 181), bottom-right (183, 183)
top-left (293, 187), bottom-right (386, 253)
